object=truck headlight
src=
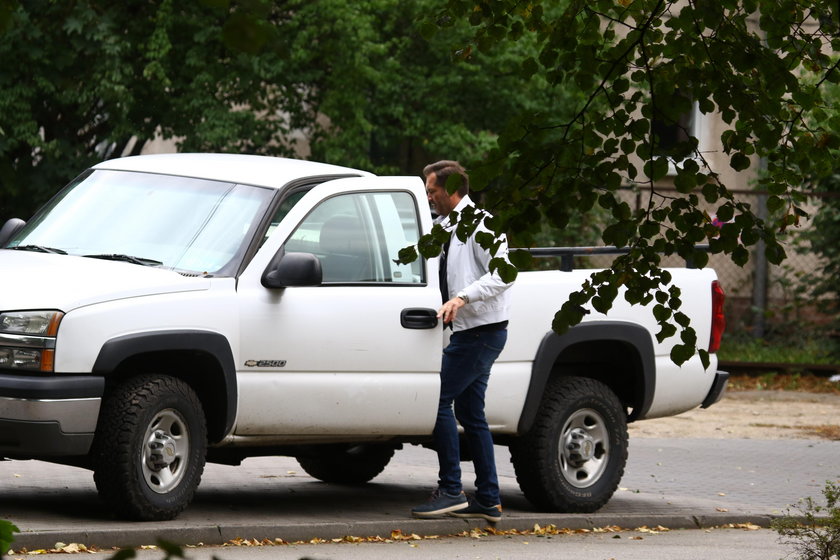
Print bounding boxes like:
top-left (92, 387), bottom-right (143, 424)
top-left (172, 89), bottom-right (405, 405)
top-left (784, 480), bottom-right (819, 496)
top-left (0, 310), bottom-right (63, 372)
top-left (0, 311), bottom-right (63, 336)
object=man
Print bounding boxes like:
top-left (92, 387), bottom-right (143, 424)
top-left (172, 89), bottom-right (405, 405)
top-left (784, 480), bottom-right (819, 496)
top-left (411, 160), bottom-right (514, 523)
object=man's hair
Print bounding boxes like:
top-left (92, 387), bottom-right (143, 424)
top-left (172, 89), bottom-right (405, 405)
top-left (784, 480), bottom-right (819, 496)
top-left (423, 160), bottom-right (469, 197)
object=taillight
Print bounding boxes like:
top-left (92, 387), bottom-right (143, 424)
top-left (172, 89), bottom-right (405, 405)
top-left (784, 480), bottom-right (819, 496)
top-left (709, 280), bottom-right (726, 353)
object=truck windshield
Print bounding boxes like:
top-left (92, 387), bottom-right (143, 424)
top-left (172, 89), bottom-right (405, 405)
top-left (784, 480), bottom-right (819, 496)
top-left (6, 169), bottom-right (274, 276)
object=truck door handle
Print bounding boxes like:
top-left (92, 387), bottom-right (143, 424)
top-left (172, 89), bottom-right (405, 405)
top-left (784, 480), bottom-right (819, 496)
top-left (400, 308), bottom-right (439, 329)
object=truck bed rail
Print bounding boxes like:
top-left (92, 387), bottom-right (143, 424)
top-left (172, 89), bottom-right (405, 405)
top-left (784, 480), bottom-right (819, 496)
top-left (523, 245), bottom-right (710, 272)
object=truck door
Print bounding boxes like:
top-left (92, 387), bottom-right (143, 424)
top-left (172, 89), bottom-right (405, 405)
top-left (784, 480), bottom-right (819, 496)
top-left (236, 177), bottom-right (443, 436)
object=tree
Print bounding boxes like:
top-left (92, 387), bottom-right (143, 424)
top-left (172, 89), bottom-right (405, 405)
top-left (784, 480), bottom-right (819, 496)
top-left (412, 0), bottom-right (840, 365)
top-left (0, 0), bottom-right (307, 217)
top-left (1, 0), bottom-right (596, 247)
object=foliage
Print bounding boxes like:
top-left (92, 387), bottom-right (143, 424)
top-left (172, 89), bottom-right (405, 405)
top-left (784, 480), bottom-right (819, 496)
top-left (772, 480), bottom-right (840, 560)
top-left (0, 0), bottom-right (579, 222)
top-left (0, 520), bottom-right (18, 558)
top-left (5, 0), bottom-right (840, 363)
top-left (0, 0), bottom-right (300, 217)
top-left (414, 0), bottom-right (840, 365)
top-left (806, 170), bottom-right (840, 358)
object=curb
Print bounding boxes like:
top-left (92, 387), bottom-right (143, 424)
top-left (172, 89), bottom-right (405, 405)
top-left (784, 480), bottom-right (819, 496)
top-left (10, 512), bottom-right (783, 551)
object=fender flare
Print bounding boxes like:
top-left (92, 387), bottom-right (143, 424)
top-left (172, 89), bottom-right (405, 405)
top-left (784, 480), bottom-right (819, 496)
top-left (518, 321), bottom-right (655, 434)
top-left (92, 330), bottom-right (237, 437)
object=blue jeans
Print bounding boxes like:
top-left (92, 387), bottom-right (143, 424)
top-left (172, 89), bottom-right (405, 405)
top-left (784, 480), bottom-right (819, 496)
top-left (434, 328), bottom-right (507, 506)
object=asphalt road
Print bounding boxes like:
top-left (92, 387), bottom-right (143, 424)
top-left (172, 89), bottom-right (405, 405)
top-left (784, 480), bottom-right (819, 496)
top-left (2, 437), bottom-right (838, 553)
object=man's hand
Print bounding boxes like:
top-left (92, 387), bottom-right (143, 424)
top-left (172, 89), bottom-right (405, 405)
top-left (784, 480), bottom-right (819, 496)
top-left (438, 296), bottom-right (466, 325)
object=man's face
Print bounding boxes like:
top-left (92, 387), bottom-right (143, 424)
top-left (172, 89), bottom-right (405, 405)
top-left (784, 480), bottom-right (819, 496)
top-left (426, 173), bottom-right (455, 217)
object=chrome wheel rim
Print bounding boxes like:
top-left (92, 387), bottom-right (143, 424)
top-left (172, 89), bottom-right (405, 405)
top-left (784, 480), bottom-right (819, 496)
top-left (141, 408), bottom-right (190, 494)
top-left (559, 408), bottom-right (610, 488)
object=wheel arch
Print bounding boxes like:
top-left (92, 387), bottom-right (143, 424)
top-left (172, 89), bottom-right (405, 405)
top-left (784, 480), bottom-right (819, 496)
top-left (92, 330), bottom-right (236, 443)
top-left (518, 321), bottom-right (655, 434)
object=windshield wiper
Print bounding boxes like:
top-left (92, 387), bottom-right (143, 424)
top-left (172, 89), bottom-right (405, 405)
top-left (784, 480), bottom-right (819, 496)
top-left (7, 244), bottom-right (68, 255)
top-left (83, 254), bottom-right (163, 266)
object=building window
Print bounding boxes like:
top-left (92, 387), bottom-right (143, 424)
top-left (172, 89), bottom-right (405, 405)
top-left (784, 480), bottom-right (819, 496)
top-left (651, 92), bottom-right (702, 175)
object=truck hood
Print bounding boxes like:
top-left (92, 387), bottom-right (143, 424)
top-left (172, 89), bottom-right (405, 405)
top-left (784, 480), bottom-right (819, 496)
top-left (0, 251), bottom-right (210, 312)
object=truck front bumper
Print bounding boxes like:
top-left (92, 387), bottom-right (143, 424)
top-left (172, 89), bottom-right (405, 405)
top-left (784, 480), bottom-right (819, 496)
top-left (700, 369), bottom-right (729, 409)
top-left (0, 374), bottom-right (104, 457)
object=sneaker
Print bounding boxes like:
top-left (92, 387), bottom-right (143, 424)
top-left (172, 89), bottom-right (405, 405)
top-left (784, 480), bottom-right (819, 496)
top-left (450, 498), bottom-right (502, 523)
top-left (411, 488), bottom-right (468, 518)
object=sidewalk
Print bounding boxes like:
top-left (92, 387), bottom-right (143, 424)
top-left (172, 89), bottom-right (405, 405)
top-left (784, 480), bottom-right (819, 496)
top-left (2, 438), bottom-right (838, 550)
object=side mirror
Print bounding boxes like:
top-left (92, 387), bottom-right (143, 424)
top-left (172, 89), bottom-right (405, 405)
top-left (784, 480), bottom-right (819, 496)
top-left (261, 252), bottom-right (323, 289)
top-left (0, 218), bottom-right (25, 247)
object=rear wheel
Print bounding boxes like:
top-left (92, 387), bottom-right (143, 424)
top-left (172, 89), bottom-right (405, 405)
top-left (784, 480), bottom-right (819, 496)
top-left (296, 444), bottom-right (395, 484)
top-left (510, 376), bottom-right (628, 512)
top-left (92, 375), bottom-right (207, 521)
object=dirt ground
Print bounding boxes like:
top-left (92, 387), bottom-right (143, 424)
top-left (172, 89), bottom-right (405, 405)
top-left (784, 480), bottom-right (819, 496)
top-left (629, 389), bottom-right (840, 440)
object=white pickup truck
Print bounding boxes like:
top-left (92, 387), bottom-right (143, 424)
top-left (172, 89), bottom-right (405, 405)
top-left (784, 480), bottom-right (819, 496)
top-left (0, 154), bottom-right (728, 521)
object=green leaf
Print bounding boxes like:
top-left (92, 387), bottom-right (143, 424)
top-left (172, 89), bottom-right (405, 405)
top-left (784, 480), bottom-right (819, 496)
top-left (716, 204), bottom-right (735, 222)
top-left (445, 172), bottom-right (464, 195)
top-left (396, 245), bottom-right (418, 265)
top-left (656, 322), bottom-right (677, 343)
top-left (698, 349), bottom-right (710, 370)
top-left (417, 232), bottom-right (443, 259)
top-left (670, 343), bottom-right (693, 366)
top-left (730, 152), bottom-right (751, 171)
top-left (156, 539), bottom-right (185, 558)
top-left (418, 20), bottom-right (438, 40)
top-left (522, 56), bottom-right (539, 77)
top-left (653, 304), bottom-right (672, 322)
top-left (673, 171), bottom-right (696, 193)
top-left (552, 301), bottom-right (589, 334)
top-left (490, 257), bottom-right (518, 283)
top-left (508, 249), bottom-right (533, 268)
top-left (644, 157), bottom-right (670, 182)
top-left (732, 245), bottom-right (749, 266)
top-left (0, 520), bottom-right (19, 556)
top-left (109, 549), bottom-right (138, 560)
top-left (680, 325), bottom-right (697, 346)
top-left (639, 220), bottom-right (660, 238)
top-left (766, 195), bottom-right (785, 213)
top-left (765, 242), bottom-right (786, 265)
top-left (689, 249), bottom-right (709, 269)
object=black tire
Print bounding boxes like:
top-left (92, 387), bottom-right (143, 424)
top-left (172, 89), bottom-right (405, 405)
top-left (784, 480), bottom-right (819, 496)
top-left (510, 376), bottom-right (628, 513)
top-left (92, 375), bottom-right (207, 521)
top-left (296, 444), bottom-right (395, 484)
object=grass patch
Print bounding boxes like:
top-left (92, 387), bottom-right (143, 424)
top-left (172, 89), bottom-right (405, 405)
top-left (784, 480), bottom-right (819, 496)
top-left (800, 425), bottom-right (840, 440)
top-left (727, 373), bottom-right (840, 394)
top-left (748, 423), bottom-right (840, 441)
top-left (717, 335), bottom-right (834, 364)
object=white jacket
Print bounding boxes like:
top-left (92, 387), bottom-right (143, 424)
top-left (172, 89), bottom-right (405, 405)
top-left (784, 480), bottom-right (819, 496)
top-left (437, 195), bottom-right (514, 332)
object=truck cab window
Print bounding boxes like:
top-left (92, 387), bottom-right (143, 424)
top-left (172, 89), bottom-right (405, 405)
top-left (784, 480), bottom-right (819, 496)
top-left (284, 191), bottom-right (423, 284)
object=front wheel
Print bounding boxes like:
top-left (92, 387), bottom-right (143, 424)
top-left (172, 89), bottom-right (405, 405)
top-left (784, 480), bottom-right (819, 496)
top-left (510, 376), bottom-right (628, 513)
top-left (92, 375), bottom-right (207, 521)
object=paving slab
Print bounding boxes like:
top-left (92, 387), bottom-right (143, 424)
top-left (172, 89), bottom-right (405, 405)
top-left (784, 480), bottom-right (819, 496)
top-left (2, 438), bottom-right (837, 550)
